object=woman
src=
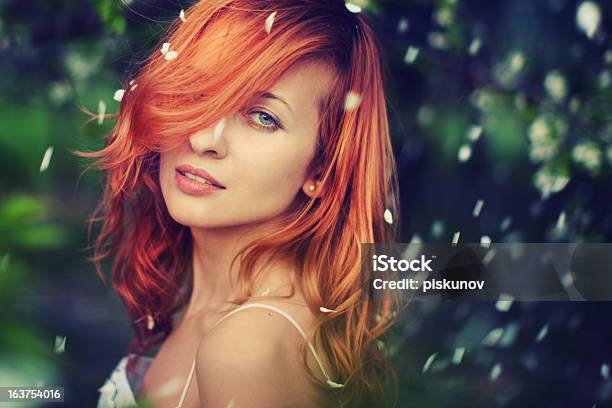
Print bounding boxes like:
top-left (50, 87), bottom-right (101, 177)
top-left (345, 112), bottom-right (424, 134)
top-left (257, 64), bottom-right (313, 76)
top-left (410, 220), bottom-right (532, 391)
top-left (79, 0), bottom-right (401, 406)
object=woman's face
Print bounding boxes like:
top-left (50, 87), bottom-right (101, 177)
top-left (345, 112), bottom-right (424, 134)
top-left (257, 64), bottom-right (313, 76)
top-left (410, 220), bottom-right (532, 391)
top-left (159, 60), bottom-right (334, 229)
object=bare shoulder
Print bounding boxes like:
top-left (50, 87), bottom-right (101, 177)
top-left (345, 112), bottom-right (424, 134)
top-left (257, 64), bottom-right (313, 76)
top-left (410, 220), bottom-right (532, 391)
top-left (194, 298), bottom-right (327, 408)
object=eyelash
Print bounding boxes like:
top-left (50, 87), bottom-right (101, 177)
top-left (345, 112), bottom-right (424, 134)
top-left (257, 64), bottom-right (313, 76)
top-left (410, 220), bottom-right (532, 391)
top-left (244, 110), bottom-right (283, 132)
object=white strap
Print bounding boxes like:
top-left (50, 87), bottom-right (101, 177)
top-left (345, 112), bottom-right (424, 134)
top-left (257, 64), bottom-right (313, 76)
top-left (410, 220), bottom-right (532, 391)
top-left (176, 359), bottom-right (196, 407)
top-left (213, 303), bottom-right (335, 383)
top-left (175, 302), bottom-right (343, 406)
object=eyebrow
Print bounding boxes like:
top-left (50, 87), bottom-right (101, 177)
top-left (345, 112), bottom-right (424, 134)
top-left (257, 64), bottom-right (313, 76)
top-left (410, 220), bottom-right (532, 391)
top-left (260, 92), bottom-right (294, 118)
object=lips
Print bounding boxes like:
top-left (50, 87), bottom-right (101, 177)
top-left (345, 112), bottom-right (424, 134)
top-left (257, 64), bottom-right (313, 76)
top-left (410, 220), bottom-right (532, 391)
top-left (175, 165), bottom-right (226, 188)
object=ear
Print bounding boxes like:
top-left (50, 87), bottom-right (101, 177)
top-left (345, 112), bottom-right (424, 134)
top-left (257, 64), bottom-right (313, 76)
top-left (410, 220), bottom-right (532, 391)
top-left (302, 165), bottom-right (323, 198)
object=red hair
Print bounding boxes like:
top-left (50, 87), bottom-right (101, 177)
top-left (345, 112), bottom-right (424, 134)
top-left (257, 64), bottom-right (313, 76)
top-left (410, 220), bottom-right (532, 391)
top-left (74, 1), bottom-right (402, 406)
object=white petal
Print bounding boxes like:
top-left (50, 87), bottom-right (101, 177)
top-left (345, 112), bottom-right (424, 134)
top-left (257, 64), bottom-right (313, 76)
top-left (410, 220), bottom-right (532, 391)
top-left (113, 89), bottom-right (125, 102)
top-left (97, 100), bottom-right (106, 125)
top-left (383, 208), bottom-right (393, 224)
top-left (404, 46), bottom-right (420, 64)
top-left (214, 117), bottom-right (227, 142)
top-left (535, 324), bottom-right (548, 342)
top-left (601, 363), bottom-right (610, 379)
top-left (489, 362), bottom-right (503, 381)
top-left (147, 314), bottom-right (155, 330)
top-left (345, 3), bottom-right (362, 13)
top-left (326, 379), bottom-right (345, 388)
top-left (54, 335), bottom-right (66, 354)
top-left (457, 144), bottom-right (472, 162)
top-left (452, 231), bottom-right (461, 245)
top-left (452, 347), bottom-right (465, 365)
top-left (343, 91), bottom-right (362, 111)
top-left (422, 352), bottom-right (437, 373)
top-left (495, 294), bottom-right (514, 312)
top-left (319, 306), bottom-right (336, 313)
top-left (164, 50), bottom-right (179, 61)
top-left (482, 327), bottom-right (504, 346)
top-left (161, 42), bottom-right (171, 55)
top-left (39, 146), bottom-right (54, 173)
top-left (480, 235), bottom-right (491, 248)
top-left (472, 199), bottom-right (484, 217)
top-left (180, 9), bottom-right (187, 22)
top-left (265, 11), bottom-right (277, 34)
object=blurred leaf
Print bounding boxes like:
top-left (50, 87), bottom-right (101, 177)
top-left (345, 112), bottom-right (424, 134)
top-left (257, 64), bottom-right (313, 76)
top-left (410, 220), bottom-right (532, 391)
top-left (93, 0), bottom-right (127, 35)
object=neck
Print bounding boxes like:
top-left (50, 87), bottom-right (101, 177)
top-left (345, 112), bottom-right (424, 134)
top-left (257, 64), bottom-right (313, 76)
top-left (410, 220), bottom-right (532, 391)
top-left (182, 220), bottom-right (296, 319)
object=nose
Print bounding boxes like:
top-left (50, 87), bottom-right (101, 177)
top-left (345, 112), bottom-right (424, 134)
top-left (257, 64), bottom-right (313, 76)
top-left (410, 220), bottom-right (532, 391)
top-left (188, 117), bottom-right (228, 158)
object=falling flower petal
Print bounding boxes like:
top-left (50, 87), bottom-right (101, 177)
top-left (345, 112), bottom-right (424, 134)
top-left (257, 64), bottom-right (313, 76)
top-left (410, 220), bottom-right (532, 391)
top-left (500, 216), bottom-right (512, 232)
top-left (147, 314), bottom-right (155, 330)
top-left (480, 235), bottom-right (491, 248)
top-left (489, 362), bottom-right (503, 381)
top-left (345, 2), bottom-right (362, 13)
top-left (482, 248), bottom-right (497, 264)
top-left (344, 91), bottom-right (362, 111)
top-left (39, 146), bottom-right (54, 173)
top-left (482, 327), bottom-right (504, 346)
top-left (214, 117), bottom-right (227, 142)
top-left (601, 363), bottom-right (610, 379)
top-left (326, 379), bottom-right (345, 388)
top-left (404, 46), bottom-right (420, 64)
top-left (472, 199), bottom-right (484, 218)
top-left (535, 324), bottom-right (549, 342)
top-left (97, 100), bottom-right (106, 125)
top-left (259, 288), bottom-right (270, 296)
top-left (54, 335), bottom-right (66, 354)
top-left (397, 17), bottom-right (410, 33)
top-left (452, 231), bottom-right (461, 245)
top-left (384, 208), bottom-right (393, 224)
top-left (457, 144), bottom-right (472, 162)
top-left (469, 37), bottom-right (482, 55)
top-left (180, 9), bottom-right (187, 22)
top-left (161, 42), bottom-right (171, 55)
top-left (264, 11), bottom-right (277, 34)
top-left (422, 352), bottom-right (437, 373)
top-left (466, 125), bottom-right (483, 141)
top-left (495, 293), bottom-right (514, 312)
top-left (113, 89), bottom-right (125, 102)
top-left (452, 347), bottom-right (465, 365)
top-left (320, 306), bottom-right (336, 313)
top-left (165, 50), bottom-right (179, 61)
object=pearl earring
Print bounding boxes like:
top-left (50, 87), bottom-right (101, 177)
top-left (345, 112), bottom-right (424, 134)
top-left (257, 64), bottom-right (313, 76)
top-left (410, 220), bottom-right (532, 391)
top-left (308, 184), bottom-right (316, 192)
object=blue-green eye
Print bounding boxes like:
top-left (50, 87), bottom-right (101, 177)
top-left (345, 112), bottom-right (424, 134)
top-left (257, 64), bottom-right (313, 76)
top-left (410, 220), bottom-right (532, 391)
top-left (245, 110), bottom-right (282, 132)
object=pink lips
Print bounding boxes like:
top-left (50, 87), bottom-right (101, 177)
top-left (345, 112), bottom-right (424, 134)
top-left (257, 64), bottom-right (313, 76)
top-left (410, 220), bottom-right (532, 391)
top-left (175, 165), bottom-right (225, 196)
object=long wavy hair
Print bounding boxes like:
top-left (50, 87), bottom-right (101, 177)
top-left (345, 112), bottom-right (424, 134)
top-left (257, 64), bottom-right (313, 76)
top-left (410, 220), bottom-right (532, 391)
top-left (75, 0), bottom-right (402, 406)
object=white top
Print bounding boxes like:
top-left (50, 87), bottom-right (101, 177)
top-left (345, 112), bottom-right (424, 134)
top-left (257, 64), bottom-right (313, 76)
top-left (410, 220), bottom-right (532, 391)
top-left (97, 303), bottom-right (340, 408)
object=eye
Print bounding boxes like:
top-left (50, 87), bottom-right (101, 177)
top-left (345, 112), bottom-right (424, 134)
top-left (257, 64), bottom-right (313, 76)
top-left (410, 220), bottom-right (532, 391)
top-left (244, 110), bottom-right (283, 132)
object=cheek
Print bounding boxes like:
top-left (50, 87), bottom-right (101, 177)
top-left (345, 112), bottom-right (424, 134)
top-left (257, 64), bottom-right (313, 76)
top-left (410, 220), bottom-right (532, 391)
top-left (244, 150), bottom-right (310, 196)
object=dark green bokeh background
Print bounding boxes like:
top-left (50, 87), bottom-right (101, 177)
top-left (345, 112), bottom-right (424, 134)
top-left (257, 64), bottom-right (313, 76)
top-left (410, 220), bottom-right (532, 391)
top-left (1, 0), bottom-right (612, 406)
